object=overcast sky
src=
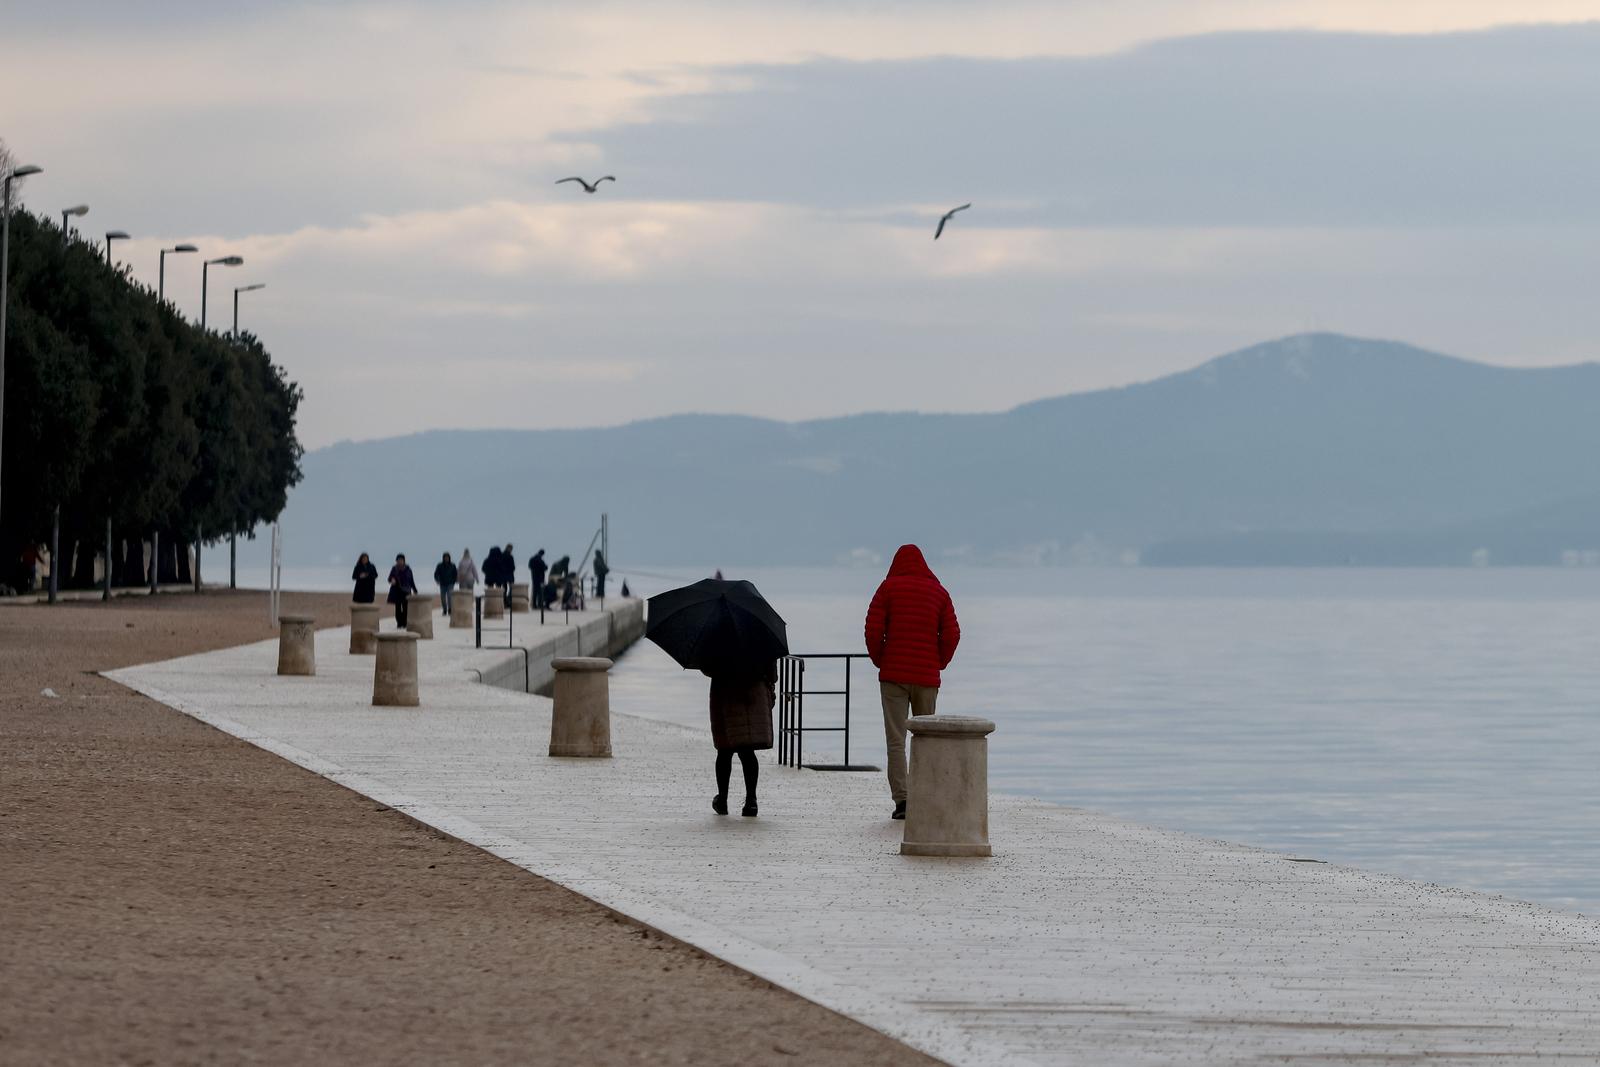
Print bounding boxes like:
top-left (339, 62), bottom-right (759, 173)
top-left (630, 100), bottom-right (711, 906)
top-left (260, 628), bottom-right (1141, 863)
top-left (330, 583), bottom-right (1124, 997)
top-left (5, 2), bottom-right (1599, 448)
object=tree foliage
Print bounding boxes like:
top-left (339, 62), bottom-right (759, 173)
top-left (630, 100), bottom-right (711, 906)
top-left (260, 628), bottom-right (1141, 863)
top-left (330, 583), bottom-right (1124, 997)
top-left (1, 206), bottom-right (303, 581)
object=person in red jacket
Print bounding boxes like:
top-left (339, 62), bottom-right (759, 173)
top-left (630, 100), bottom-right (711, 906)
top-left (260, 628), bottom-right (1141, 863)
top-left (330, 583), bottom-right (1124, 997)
top-left (863, 544), bottom-right (961, 819)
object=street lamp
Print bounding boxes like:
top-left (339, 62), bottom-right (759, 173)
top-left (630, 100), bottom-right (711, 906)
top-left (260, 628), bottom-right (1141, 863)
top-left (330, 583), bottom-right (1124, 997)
top-left (232, 282), bottom-right (265, 338)
top-left (60, 203), bottom-right (88, 245)
top-left (2, 162), bottom-right (43, 544)
top-left (226, 282), bottom-right (267, 588)
top-left (200, 254), bottom-right (242, 330)
top-left (159, 243), bottom-right (198, 304)
top-left (104, 229), bottom-right (130, 267)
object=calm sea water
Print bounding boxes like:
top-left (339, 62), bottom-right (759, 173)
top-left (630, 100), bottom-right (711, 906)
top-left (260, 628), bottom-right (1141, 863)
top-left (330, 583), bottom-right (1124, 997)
top-left (244, 564), bottom-right (1600, 915)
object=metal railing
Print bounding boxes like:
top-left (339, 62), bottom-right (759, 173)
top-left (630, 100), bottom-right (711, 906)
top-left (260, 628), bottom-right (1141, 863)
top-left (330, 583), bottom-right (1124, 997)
top-left (777, 653), bottom-right (880, 772)
top-left (474, 589), bottom-right (514, 648)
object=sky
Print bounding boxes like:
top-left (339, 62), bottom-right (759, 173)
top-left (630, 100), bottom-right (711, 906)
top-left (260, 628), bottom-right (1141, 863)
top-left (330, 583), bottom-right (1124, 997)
top-left (4, 1), bottom-right (1600, 448)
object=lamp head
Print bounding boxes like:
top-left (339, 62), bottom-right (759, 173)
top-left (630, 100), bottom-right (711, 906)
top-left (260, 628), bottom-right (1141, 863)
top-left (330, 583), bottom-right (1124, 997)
top-left (106, 230), bottom-right (130, 240)
top-left (8, 165), bottom-right (42, 180)
top-left (173, 243), bottom-right (199, 253)
top-left (236, 283), bottom-right (266, 293)
top-left (63, 204), bottom-right (89, 217)
top-left (208, 255), bottom-right (244, 267)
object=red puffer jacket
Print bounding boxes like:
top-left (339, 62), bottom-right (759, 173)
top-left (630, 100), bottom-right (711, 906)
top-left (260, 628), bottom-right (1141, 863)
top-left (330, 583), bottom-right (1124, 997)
top-left (863, 545), bottom-right (961, 688)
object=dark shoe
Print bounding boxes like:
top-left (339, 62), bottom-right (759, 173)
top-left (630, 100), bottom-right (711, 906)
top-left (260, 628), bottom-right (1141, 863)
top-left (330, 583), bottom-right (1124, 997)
top-left (741, 799), bottom-right (758, 818)
top-left (891, 801), bottom-right (906, 820)
top-left (712, 795), bottom-right (728, 816)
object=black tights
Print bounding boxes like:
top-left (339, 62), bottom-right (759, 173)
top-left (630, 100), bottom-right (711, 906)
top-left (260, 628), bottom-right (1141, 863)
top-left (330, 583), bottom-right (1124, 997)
top-left (715, 748), bottom-right (759, 801)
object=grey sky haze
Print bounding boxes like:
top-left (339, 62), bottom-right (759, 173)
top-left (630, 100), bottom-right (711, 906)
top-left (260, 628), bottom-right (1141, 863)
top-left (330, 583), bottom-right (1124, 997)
top-left (4, 3), bottom-right (1599, 448)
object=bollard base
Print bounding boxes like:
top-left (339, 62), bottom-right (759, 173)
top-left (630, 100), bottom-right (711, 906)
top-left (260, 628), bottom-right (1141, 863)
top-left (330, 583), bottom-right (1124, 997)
top-left (900, 842), bottom-right (993, 858)
top-left (548, 743), bottom-right (612, 758)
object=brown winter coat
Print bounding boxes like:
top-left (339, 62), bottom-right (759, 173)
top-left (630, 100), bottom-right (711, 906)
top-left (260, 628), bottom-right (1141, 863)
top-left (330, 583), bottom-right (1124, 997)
top-left (706, 660), bottom-right (777, 751)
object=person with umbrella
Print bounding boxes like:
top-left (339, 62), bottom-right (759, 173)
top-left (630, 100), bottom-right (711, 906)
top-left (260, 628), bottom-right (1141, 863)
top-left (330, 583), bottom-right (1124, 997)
top-left (648, 578), bottom-right (788, 818)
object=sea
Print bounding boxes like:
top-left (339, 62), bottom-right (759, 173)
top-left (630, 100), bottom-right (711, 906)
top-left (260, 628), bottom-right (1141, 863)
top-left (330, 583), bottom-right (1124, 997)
top-left (238, 563), bottom-right (1600, 916)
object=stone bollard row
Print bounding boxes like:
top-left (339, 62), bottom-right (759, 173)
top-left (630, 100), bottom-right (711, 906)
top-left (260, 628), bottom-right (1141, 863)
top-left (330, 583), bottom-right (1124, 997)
top-left (548, 657), bottom-right (613, 757)
top-left (450, 588), bottom-right (474, 628)
top-left (510, 582), bottom-right (530, 613)
top-left (276, 614), bottom-right (316, 676)
top-left (901, 715), bottom-right (995, 858)
top-left (350, 603), bottom-right (380, 654)
top-left (406, 593), bottom-right (435, 639)
top-left (483, 588), bottom-right (505, 618)
top-left (373, 631), bottom-right (420, 706)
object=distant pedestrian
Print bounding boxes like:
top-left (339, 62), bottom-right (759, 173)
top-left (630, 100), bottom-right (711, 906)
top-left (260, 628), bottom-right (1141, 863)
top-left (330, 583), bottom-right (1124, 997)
top-left (456, 548), bottom-right (479, 592)
top-left (387, 553), bottom-right (419, 629)
top-left (484, 546), bottom-right (505, 599)
top-left (704, 657), bottom-right (777, 817)
top-left (863, 544), bottom-right (960, 820)
top-left (593, 550), bottom-right (609, 599)
top-left (434, 552), bottom-right (458, 616)
top-left (529, 549), bottom-right (548, 608)
top-left (619, 579), bottom-right (631, 598)
top-left (351, 552), bottom-right (379, 604)
top-left (501, 544), bottom-right (516, 608)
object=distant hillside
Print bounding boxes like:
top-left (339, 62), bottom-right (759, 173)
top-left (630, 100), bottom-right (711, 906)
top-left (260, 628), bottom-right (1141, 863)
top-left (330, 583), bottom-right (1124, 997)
top-left (248, 334), bottom-right (1600, 570)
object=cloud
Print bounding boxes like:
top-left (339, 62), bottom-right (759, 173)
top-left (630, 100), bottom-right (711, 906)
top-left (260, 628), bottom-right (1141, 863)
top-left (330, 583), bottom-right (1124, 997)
top-left (8, 8), bottom-right (1600, 453)
top-left (568, 24), bottom-right (1600, 227)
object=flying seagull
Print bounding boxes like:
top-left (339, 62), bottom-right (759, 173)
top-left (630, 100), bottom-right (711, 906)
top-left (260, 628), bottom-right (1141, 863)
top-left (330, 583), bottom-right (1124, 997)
top-left (556, 176), bottom-right (616, 194)
top-left (934, 203), bottom-right (971, 240)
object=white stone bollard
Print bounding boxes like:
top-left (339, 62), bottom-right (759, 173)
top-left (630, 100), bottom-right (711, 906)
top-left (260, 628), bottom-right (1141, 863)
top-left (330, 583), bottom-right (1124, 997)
top-left (450, 588), bottom-right (474, 628)
top-left (373, 631), bottom-right (420, 706)
top-left (510, 582), bottom-right (530, 613)
top-left (276, 614), bottom-right (316, 676)
top-left (901, 715), bottom-right (995, 858)
top-left (483, 588), bottom-right (505, 618)
top-left (548, 657), bottom-right (613, 757)
top-left (406, 593), bottom-right (436, 639)
top-left (350, 603), bottom-right (381, 655)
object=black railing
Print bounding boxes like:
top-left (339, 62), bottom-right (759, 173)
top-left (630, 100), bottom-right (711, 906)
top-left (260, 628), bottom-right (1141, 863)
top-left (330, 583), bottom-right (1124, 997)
top-left (474, 590), bottom-right (514, 648)
top-left (777, 653), bottom-right (879, 772)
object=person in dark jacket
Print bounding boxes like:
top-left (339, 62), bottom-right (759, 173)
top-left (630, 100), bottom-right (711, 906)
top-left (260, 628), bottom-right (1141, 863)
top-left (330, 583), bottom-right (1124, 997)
top-left (434, 552), bottom-right (458, 616)
top-left (863, 544), bottom-right (961, 820)
top-left (351, 553), bottom-right (379, 604)
top-left (703, 656), bottom-right (777, 817)
top-left (500, 544), bottom-right (516, 608)
top-left (483, 546), bottom-right (504, 599)
top-left (550, 555), bottom-right (570, 580)
top-left (529, 549), bottom-right (548, 608)
top-left (592, 550), bottom-right (609, 599)
top-left (387, 553), bottom-right (419, 629)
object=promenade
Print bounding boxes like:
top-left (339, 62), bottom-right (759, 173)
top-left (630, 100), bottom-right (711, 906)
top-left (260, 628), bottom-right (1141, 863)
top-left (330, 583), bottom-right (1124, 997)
top-left (108, 608), bottom-right (1600, 1067)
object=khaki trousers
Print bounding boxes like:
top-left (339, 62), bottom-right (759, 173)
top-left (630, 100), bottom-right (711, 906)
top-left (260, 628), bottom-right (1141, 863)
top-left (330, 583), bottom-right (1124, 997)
top-left (881, 681), bottom-right (939, 802)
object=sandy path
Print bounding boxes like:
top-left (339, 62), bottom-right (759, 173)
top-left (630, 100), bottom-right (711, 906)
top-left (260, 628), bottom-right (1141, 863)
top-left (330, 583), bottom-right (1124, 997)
top-left (0, 590), bottom-right (937, 1067)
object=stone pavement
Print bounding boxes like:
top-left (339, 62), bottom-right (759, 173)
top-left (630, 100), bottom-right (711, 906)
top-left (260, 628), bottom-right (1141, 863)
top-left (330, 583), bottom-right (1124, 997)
top-left (107, 613), bottom-right (1600, 1067)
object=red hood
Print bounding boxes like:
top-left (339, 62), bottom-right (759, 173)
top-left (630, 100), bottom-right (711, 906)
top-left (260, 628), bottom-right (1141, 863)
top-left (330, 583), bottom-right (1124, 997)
top-left (886, 544), bottom-right (935, 581)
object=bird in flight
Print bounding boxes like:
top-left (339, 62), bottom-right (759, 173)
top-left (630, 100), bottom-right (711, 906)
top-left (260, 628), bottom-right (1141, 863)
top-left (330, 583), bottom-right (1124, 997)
top-left (556, 176), bottom-right (616, 194)
top-left (934, 203), bottom-right (971, 240)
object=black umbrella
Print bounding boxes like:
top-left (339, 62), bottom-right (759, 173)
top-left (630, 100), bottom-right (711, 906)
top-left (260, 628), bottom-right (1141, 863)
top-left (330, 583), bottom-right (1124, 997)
top-left (646, 578), bottom-right (788, 671)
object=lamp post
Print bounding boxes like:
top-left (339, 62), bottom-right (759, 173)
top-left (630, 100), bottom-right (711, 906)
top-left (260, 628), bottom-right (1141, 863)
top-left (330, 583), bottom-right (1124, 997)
top-left (104, 229), bottom-right (130, 267)
top-left (60, 203), bottom-right (87, 246)
top-left (232, 282), bottom-right (264, 339)
top-left (158, 243), bottom-right (198, 304)
top-left (2, 162), bottom-right (43, 548)
top-left (228, 283), bottom-right (265, 589)
top-left (200, 254), bottom-right (242, 330)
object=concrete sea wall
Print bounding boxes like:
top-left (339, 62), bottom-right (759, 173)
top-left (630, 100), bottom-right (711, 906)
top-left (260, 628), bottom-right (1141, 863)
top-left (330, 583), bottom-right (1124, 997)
top-left (463, 597), bottom-right (646, 695)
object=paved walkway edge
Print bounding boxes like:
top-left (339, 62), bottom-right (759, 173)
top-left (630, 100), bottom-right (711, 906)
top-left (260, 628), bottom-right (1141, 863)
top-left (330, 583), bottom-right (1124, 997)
top-left (108, 669), bottom-right (1027, 1067)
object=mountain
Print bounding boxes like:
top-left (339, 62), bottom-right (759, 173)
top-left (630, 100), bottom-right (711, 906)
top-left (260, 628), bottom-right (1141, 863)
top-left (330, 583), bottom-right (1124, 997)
top-left (251, 333), bottom-right (1600, 570)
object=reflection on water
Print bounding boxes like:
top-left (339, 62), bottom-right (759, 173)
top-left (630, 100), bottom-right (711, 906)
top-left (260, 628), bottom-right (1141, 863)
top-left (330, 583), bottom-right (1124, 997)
top-left (244, 564), bottom-right (1600, 914)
